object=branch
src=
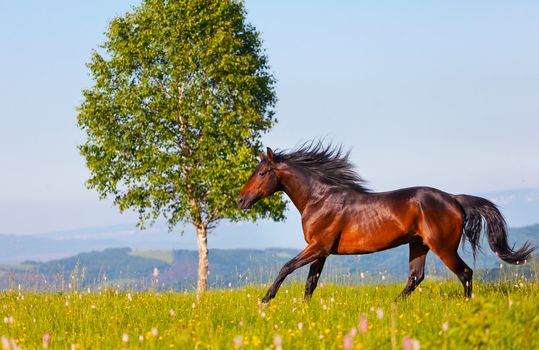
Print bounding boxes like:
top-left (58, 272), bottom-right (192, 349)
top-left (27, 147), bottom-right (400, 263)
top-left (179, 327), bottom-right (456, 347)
top-left (152, 77), bottom-right (172, 99)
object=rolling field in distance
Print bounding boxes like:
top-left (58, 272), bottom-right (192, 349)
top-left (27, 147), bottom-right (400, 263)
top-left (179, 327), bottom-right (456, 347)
top-left (1, 279), bottom-right (538, 349)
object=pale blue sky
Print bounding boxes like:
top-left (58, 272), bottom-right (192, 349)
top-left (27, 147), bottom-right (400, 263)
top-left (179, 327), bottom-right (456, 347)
top-left (0, 1), bottom-right (538, 235)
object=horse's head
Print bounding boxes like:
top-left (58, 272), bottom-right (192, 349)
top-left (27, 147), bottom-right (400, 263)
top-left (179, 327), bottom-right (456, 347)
top-left (237, 147), bottom-right (281, 210)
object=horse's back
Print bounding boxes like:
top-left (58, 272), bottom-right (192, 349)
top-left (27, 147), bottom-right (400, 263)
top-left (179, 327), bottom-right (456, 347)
top-left (334, 186), bottom-right (464, 254)
top-left (377, 186), bottom-right (466, 250)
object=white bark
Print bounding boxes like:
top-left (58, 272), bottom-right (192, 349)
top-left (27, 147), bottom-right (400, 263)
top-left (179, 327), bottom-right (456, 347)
top-left (196, 225), bottom-right (209, 294)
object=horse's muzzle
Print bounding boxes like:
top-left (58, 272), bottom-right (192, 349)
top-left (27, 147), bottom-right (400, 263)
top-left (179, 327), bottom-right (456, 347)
top-left (237, 196), bottom-right (250, 210)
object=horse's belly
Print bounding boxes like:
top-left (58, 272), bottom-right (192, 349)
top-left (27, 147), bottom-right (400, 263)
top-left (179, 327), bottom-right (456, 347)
top-left (334, 224), bottom-right (412, 255)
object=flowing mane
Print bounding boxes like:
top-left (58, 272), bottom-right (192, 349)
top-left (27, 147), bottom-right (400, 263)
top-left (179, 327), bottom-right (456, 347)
top-left (272, 141), bottom-right (370, 193)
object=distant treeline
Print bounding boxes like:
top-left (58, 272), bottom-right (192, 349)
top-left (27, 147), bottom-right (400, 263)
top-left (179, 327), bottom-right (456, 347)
top-left (1, 245), bottom-right (536, 292)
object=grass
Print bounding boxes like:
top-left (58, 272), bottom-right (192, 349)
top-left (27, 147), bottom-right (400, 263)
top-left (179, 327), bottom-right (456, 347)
top-left (1, 279), bottom-right (538, 349)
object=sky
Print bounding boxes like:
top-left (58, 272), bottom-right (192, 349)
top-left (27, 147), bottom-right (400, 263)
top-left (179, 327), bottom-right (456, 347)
top-left (0, 0), bottom-right (538, 237)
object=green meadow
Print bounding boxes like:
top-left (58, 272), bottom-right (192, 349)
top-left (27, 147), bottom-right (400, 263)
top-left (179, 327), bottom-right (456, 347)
top-left (1, 279), bottom-right (538, 349)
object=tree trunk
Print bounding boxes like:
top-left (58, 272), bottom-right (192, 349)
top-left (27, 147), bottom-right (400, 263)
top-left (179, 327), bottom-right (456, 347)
top-left (196, 224), bottom-right (209, 294)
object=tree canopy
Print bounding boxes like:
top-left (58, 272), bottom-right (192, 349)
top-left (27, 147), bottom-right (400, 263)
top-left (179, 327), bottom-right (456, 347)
top-left (78, 0), bottom-right (286, 230)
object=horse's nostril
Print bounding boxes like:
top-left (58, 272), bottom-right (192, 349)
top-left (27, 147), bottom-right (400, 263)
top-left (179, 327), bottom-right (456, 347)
top-left (237, 198), bottom-right (244, 206)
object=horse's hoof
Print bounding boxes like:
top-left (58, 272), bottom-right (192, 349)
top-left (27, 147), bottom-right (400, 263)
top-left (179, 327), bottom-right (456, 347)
top-left (261, 296), bottom-right (271, 303)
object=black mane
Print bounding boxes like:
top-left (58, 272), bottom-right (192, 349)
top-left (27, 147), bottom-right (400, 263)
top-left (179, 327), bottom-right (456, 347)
top-left (273, 141), bottom-right (370, 193)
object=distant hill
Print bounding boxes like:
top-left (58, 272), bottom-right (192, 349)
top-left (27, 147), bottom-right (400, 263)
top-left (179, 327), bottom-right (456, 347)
top-left (1, 188), bottom-right (538, 264)
top-left (0, 233), bottom-right (129, 263)
top-left (0, 225), bottom-right (184, 264)
top-left (509, 223), bottom-right (539, 243)
top-left (0, 187), bottom-right (536, 289)
top-left (0, 248), bottom-right (302, 290)
top-left (1, 223), bottom-right (537, 291)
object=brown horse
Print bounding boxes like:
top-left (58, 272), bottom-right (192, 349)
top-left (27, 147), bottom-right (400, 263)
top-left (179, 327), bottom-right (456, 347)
top-left (237, 142), bottom-right (535, 302)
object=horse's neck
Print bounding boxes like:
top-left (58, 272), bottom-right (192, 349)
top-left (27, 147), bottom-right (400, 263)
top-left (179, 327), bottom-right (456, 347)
top-left (278, 165), bottom-right (321, 215)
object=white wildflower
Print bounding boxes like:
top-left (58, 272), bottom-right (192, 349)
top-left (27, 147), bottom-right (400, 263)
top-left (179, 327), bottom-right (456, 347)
top-left (376, 307), bottom-right (384, 319)
top-left (233, 335), bottom-right (243, 347)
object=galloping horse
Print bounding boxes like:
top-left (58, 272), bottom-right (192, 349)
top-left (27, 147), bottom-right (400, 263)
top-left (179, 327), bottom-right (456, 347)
top-left (237, 142), bottom-right (535, 302)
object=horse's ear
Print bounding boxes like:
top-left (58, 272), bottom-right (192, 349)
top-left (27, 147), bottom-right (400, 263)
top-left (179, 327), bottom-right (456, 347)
top-left (266, 147), bottom-right (274, 162)
top-left (258, 151), bottom-right (265, 161)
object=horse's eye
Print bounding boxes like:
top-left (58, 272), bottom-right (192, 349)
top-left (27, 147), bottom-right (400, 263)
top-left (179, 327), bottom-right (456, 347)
top-left (259, 171), bottom-right (267, 177)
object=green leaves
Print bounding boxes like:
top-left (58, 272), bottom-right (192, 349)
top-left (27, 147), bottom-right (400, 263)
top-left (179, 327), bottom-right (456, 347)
top-left (78, 0), bottom-right (287, 230)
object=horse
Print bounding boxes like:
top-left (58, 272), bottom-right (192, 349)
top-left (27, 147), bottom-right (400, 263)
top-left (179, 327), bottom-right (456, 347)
top-left (237, 142), bottom-right (535, 302)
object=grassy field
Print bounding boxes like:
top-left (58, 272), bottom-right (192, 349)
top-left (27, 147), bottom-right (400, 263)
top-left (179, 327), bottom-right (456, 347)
top-left (1, 280), bottom-right (538, 349)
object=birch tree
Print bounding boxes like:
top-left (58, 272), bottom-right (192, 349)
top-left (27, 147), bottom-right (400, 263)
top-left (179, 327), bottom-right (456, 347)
top-left (77, 0), bottom-right (286, 293)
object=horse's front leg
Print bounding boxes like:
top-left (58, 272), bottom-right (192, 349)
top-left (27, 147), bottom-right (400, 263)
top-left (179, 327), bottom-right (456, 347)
top-left (304, 257), bottom-right (327, 300)
top-left (262, 245), bottom-right (326, 303)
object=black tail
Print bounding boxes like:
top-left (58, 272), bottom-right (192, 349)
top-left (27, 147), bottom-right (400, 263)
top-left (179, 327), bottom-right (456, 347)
top-left (454, 194), bottom-right (536, 264)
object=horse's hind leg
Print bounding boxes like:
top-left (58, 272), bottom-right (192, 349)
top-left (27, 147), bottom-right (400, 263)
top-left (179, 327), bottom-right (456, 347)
top-left (425, 237), bottom-right (473, 297)
top-left (417, 200), bottom-right (472, 297)
top-left (398, 239), bottom-right (429, 299)
top-left (304, 257), bottom-right (327, 300)
top-left (436, 251), bottom-right (473, 297)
